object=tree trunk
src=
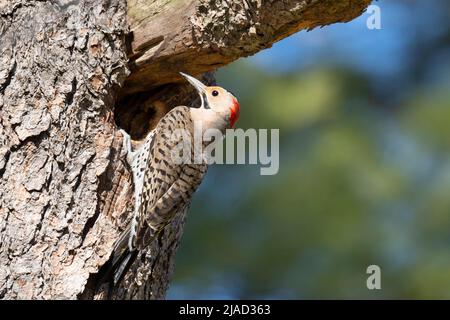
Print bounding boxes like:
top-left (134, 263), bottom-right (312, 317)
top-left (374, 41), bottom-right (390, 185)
top-left (0, 0), bottom-right (371, 299)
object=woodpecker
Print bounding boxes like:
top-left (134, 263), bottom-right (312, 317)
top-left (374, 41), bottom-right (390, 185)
top-left (103, 73), bottom-right (240, 289)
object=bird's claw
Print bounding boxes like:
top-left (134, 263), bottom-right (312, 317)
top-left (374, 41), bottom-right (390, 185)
top-left (119, 129), bottom-right (134, 166)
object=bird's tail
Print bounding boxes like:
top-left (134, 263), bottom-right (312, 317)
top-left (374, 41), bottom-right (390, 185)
top-left (96, 225), bottom-right (137, 296)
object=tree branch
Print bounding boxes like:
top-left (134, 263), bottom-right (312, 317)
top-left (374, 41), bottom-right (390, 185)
top-left (124, 0), bottom-right (372, 94)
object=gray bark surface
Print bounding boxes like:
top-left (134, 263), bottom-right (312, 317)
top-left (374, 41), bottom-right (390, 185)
top-left (0, 0), bottom-right (371, 299)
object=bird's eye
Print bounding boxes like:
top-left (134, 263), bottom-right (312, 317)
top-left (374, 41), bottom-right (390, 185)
top-left (212, 90), bottom-right (219, 97)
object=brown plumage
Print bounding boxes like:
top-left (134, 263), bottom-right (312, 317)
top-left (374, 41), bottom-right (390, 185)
top-left (135, 106), bottom-right (207, 249)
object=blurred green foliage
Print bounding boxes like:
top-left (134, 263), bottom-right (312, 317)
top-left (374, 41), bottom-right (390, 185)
top-left (168, 0), bottom-right (450, 299)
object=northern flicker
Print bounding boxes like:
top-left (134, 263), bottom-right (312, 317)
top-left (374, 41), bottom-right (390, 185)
top-left (102, 73), bottom-right (240, 289)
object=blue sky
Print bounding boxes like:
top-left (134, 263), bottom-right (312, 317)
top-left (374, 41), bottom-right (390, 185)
top-left (248, 0), bottom-right (447, 82)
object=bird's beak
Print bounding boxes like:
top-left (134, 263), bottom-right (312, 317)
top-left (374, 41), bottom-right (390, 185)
top-left (180, 72), bottom-right (208, 109)
top-left (180, 72), bottom-right (206, 94)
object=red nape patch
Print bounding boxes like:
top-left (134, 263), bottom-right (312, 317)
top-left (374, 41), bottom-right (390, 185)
top-left (229, 98), bottom-right (240, 128)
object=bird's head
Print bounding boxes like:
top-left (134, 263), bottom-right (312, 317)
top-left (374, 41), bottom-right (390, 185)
top-left (180, 72), bottom-right (240, 130)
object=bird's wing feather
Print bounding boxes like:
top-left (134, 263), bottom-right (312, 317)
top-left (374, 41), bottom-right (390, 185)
top-left (135, 106), bottom-right (206, 247)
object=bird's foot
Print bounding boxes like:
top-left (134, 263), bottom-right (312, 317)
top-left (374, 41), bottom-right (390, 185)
top-left (128, 215), bottom-right (138, 251)
top-left (119, 129), bottom-right (134, 166)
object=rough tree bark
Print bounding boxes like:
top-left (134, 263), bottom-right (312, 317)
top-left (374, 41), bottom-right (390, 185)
top-left (0, 0), bottom-right (371, 299)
